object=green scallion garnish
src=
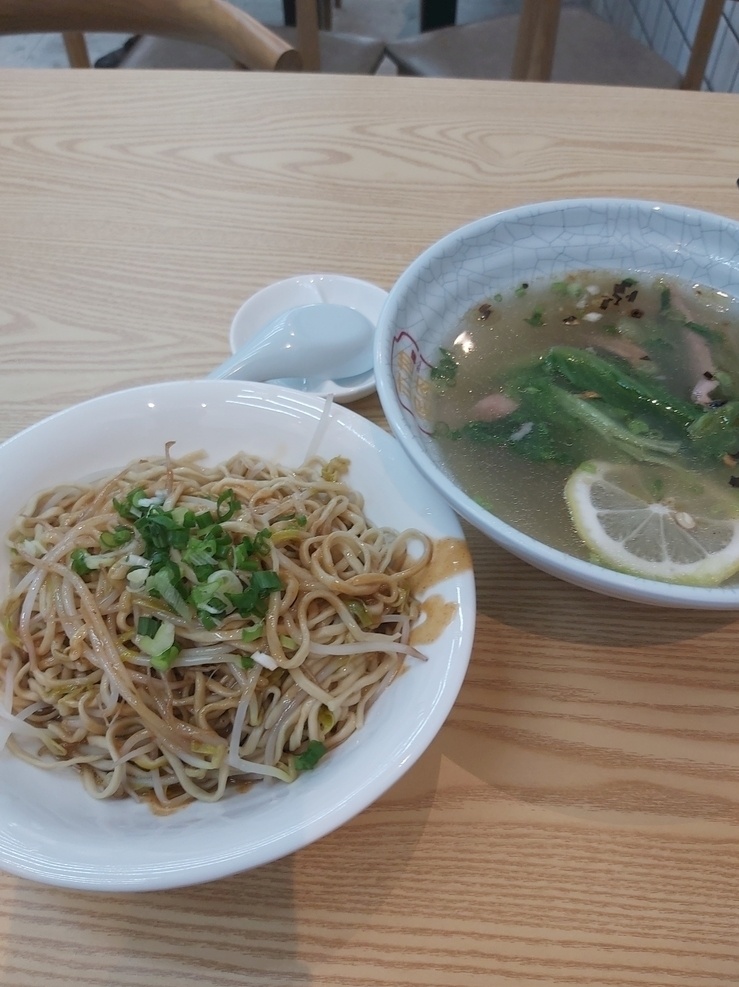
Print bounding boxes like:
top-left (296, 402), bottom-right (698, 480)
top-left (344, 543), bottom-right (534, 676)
top-left (70, 549), bottom-right (91, 576)
top-left (294, 740), bottom-right (327, 772)
top-left (100, 525), bottom-right (133, 549)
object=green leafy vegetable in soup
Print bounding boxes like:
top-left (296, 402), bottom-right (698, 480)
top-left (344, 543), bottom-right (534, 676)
top-left (430, 270), bottom-right (739, 586)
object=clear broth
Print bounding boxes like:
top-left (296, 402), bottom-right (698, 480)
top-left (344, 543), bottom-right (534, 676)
top-left (430, 270), bottom-right (739, 560)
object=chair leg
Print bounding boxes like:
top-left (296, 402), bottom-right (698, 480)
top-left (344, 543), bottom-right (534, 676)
top-left (512, 0), bottom-right (561, 81)
top-left (296, 0), bottom-right (321, 71)
top-left (681, 0), bottom-right (724, 89)
top-left (62, 31), bottom-right (91, 68)
top-left (285, 0), bottom-right (329, 32)
top-left (317, 0), bottom-right (332, 30)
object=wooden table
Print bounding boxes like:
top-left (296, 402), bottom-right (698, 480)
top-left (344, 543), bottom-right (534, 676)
top-left (2, 70), bottom-right (739, 987)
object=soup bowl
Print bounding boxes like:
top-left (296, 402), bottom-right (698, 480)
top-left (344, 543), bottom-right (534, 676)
top-left (374, 197), bottom-right (739, 609)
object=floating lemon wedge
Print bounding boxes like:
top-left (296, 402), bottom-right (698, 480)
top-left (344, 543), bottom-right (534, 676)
top-left (564, 461), bottom-right (739, 586)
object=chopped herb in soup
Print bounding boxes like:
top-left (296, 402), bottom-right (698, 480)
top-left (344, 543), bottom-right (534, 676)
top-left (430, 271), bottom-right (739, 586)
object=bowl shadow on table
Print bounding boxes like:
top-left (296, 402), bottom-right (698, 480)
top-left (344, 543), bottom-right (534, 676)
top-left (0, 753), bottom-right (441, 985)
top-left (434, 522), bottom-right (739, 826)
top-left (463, 521), bottom-right (739, 647)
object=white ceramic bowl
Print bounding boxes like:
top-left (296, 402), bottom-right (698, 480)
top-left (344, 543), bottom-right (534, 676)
top-left (229, 274), bottom-right (388, 403)
top-left (375, 198), bottom-right (739, 609)
top-left (0, 380), bottom-right (475, 891)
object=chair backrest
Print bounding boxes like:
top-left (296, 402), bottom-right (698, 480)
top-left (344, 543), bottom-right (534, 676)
top-left (0, 0), bottom-right (302, 72)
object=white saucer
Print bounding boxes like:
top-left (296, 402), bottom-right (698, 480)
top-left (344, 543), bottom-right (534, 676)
top-left (229, 274), bottom-right (388, 403)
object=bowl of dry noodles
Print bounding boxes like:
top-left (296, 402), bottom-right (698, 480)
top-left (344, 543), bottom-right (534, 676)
top-left (0, 380), bottom-right (475, 891)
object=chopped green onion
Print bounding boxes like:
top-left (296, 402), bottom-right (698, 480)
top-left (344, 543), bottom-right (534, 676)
top-left (71, 549), bottom-right (118, 573)
top-left (192, 563), bottom-right (219, 583)
top-left (70, 549), bottom-right (91, 576)
top-left (272, 512), bottom-right (308, 527)
top-left (113, 487), bottom-right (149, 521)
top-left (321, 457), bottom-right (349, 482)
top-left (100, 526), bottom-right (133, 549)
top-left (170, 507), bottom-right (196, 528)
top-left (241, 621), bottom-right (265, 642)
top-left (135, 619), bottom-right (175, 658)
top-left (240, 656), bottom-right (255, 669)
top-left (251, 570), bottom-right (282, 593)
top-left (106, 481), bottom-right (290, 632)
top-left (199, 611), bottom-right (217, 631)
top-left (347, 599), bottom-right (372, 629)
top-left (228, 569), bottom-right (282, 619)
top-left (145, 567), bottom-right (191, 619)
top-left (294, 740), bottom-right (327, 772)
top-left (190, 569), bottom-right (243, 613)
top-left (137, 616), bottom-right (161, 638)
top-left (182, 538), bottom-right (217, 569)
top-left (216, 489), bottom-right (241, 521)
top-left (150, 644), bottom-right (181, 672)
top-left (234, 529), bottom-right (272, 566)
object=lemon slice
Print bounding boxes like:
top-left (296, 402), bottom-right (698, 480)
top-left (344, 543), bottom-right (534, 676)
top-left (564, 461), bottom-right (739, 586)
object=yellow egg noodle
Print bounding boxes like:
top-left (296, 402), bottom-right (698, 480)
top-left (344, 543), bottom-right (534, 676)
top-left (0, 450), bottom-right (431, 811)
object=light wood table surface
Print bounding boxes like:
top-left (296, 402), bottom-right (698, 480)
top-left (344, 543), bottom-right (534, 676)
top-left (1, 70), bottom-right (739, 987)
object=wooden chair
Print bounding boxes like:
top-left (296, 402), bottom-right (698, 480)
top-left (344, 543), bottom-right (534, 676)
top-left (275, 0), bottom-right (384, 74)
top-left (0, 0), bottom-right (301, 71)
top-left (386, 0), bottom-right (730, 90)
top-left (1, 0), bottom-right (380, 76)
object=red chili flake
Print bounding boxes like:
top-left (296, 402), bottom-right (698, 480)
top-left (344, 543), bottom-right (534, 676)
top-left (703, 371), bottom-right (715, 380)
top-left (627, 290), bottom-right (638, 302)
top-left (729, 476), bottom-right (739, 488)
top-left (478, 303), bottom-right (492, 320)
top-left (562, 315), bottom-right (579, 325)
top-left (599, 298), bottom-right (610, 310)
top-left (630, 308), bottom-right (644, 319)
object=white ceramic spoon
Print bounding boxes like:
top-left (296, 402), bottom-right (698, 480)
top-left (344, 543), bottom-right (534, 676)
top-left (208, 303), bottom-right (375, 383)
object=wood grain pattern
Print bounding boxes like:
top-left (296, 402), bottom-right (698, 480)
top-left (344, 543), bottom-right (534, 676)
top-left (1, 71), bottom-right (739, 987)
